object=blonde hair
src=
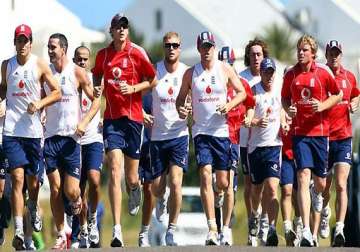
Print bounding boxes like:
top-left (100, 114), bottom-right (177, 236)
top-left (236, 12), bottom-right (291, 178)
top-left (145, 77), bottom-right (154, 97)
top-left (297, 34), bottom-right (318, 59)
top-left (163, 31), bottom-right (181, 43)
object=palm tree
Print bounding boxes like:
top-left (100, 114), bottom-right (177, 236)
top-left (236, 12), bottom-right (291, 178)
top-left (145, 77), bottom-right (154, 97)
top-left (257, 23), bottom-right (296, 64)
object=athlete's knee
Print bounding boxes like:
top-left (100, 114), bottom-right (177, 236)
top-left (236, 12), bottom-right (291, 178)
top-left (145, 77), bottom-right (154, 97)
top-left (281, 186), bottom-right (293, 198)
top-left (216, 177), bottom-right (228, 191)
top-left (12, 172), bottom-right (24, 188)
top-left (335, 179), bottom-right (347, 193)
top-left (64, 186), bottom-right (80, 201)
top-left (297, 169), bottom-right (311, 185)
top-left (126, 176), bottom-right (139, 189)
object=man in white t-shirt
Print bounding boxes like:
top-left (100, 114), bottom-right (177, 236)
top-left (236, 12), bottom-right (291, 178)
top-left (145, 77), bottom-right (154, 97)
top-left (176, 31), bottom-right (246, 245)
top-left (0, 24), bottom-right (61, 250)
top-left (247, 58), bottom-right (283, 246)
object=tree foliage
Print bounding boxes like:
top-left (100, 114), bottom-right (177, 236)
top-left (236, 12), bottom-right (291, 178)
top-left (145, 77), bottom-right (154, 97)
top-left (257, 23), bottom-right (296, 64)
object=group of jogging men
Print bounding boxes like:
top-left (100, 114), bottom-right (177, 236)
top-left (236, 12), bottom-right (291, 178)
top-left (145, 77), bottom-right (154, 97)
top-left (0, 12), bottom-right (357, 250)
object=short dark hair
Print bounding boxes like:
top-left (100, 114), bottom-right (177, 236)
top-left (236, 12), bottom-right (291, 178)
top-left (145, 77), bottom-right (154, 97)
top-left (244, 38), bottom-right (269, 66)
top-left (74, 45), bottom-right (90, 57)
top-left (49, 33), bottom-right (68, 53)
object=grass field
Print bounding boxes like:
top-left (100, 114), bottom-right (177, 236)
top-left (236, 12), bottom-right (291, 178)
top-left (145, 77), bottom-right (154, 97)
top-left (0, 172), bottom-right (336, 251)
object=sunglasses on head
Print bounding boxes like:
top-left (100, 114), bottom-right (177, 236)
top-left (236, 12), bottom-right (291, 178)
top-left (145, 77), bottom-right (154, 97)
top-left (164, 43), bottom-right (180, 49)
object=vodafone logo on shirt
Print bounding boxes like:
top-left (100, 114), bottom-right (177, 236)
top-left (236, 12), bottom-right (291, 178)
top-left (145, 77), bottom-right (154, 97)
top-left (108, 67), bottom-right (124, 86)
top-left (112, 67), bottom-right (122, 79)
top-left (300, 88), bottom-right (311, 101)
top-left (18, 80), bottom-right (25, 89)
top-left (13, 80), bottom-right (31, 97)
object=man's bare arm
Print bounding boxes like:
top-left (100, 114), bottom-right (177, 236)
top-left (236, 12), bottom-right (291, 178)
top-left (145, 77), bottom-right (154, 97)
top-left (0, 60), bottom-right (8, 101)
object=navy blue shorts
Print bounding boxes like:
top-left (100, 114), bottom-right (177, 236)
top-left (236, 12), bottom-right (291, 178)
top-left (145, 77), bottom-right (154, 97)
top-left (3, 136), bottom-right (44, 178)
top-left (194, 134), bottom-right (230, 170)
top-left (44, 136), bottom-right (81, 179)
top-left (150, 136), bottom-right (189, 179)
top-left (328, 138), bottom-right (352, 170)
top-left (248, 146), bottom-right (281, 185)
top-left (80, 142), bottom-right (104, 183)
top-left (240, 147), bottom-right (250, 175)
top-left (280, 157), bottom-right (297, 189)
top-left (139, 140), bottom-right (152, 183)
top-left (229, 144), bottom-right (240, 174)
top-left (103, 117), bottom-right (143, 159)
top-left (293, 136), bottom-right (328, 178)
top-left (0, 145), bottom-right (9, 180)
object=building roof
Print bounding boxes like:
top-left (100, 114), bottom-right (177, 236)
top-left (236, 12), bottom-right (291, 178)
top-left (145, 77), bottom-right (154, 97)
top-left (175, 0), bottom-right (290, 49)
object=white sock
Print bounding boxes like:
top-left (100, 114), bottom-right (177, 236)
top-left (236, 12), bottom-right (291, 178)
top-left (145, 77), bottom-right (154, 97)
top-left (207, 219), bottom-right (217, 231)
top-left (114, 224), bottom-right (121, 232)
top-left (81, 223), bottom-right (88, 233)
top-left (168, 223), bottom-right (177, 233)
top-left (140, 225), bottom-right (149, 233)
top-left (335, 221), bottom-right (344, 230)
top-left (14, 216), bottom-right (23, 231)
top-left (58, 229), bottom-right (66, 239)
top-left (284, 220), bottom-right (292, 232)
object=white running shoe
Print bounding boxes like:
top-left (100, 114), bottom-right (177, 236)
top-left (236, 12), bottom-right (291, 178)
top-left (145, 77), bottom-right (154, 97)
top-left (299, 228), bottom-right (313, 247)
top-left (165, 231), bottom-right (178, 246)
top-left (258, 216), bottom-right (269, 245)
top-left (310, 183), bottom-right (323, 213)
top-left (79, 230), bottom-right (89, 248)
top-left (88, 222), bottom-right (100, 248)
top-left (247, 234), bottom-right (258, 247)
top-left (320, 206), bottom-right (331, 238)
top-left (12, 229), bottom-right (25, 251)
top-left (52, 235), bottom-right (67, 250)
top-left (332, 225), bottom-right (345, 247)
top-left (25, 239), bottom-right (36, 250)
top-left (220, 227), bottom-right (232, 246)
top-left (205, 230), bottom-right (219, 246)
top-left (111, 226), bottom-right (124, 247)
top-left (156, 189), bottom-right (169, 222)
top-left (128, 186), bottom-right (142, 216)
top-left (27, 200), bottom-right (43, 232)
top-left (138, 231), bottom-right (150, 247)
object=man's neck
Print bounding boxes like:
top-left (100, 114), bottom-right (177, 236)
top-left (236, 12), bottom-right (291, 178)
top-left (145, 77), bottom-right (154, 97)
top-left (250, 67), bottom-right (260, 77)
top-left (16, 53), bottom-right (30, 66)
top-left (331, 65), bottom-right (341, 75)
top-left (114, 39), bottom-right (127, 51)
top-left (54, 57), bottom-right (69, 73)
top-left (164, 59), bottom-right (179, 73)
top-left (201, 59), bottom-right (214, 71)
top-left (299, 60), bottom-right (313, 72)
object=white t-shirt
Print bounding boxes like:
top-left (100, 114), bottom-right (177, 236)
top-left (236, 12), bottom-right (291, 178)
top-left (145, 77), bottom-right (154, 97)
top-left (239, 67), bottom-right (261, 147)
top-left (80, 72), bottom-right (102, 145)
top-left (4, 54), bottom-right (43, 138)
top-left (191, 60), bottom-right (228, 138)
top-left (248, 82), bottom-right (282, 153)
top-left (44, 62), bottom-right (81, 142)
top-left (151, 61), bottom-right (189, 141)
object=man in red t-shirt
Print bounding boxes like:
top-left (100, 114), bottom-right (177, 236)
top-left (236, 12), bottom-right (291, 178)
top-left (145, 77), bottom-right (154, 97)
top-left (281, 35), bottom-right (342, 247)
top-left (317, 40), bottom-right (359, 246)
top-left (92, 13), bottom-right (156, 247)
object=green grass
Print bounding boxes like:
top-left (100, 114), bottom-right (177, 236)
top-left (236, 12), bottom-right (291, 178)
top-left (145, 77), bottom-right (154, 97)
top-left (1, 176), bottom-right (336, 251)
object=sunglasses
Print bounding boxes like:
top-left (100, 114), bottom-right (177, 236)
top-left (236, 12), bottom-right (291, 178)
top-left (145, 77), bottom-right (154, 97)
top-left (164, 43), bottom-right (180, 49)
top-left (112, 23), bottom-right (129, 30)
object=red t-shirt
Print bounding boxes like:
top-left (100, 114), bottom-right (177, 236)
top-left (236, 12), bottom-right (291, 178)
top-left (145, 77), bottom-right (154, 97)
top-left (92, 40), bottom-right (156, 122)
top-left (227, 77), bottom-right (255, 144)
top-left (281, 62), bottom-right (340, 136)
top-left (281, 130), bottom-right (293, 160)
top-left (328, 66), bottom-right (359, 141)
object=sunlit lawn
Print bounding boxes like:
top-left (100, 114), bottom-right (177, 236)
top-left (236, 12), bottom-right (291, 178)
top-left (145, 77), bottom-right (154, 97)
top-left (0, 173), bottom-right (335, 251)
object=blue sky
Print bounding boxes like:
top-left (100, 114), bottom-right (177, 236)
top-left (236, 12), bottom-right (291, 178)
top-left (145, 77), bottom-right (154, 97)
top-left (59, 0), bottom-right (289, 30)
top-left (58, 0), bottom-right (133, 29)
